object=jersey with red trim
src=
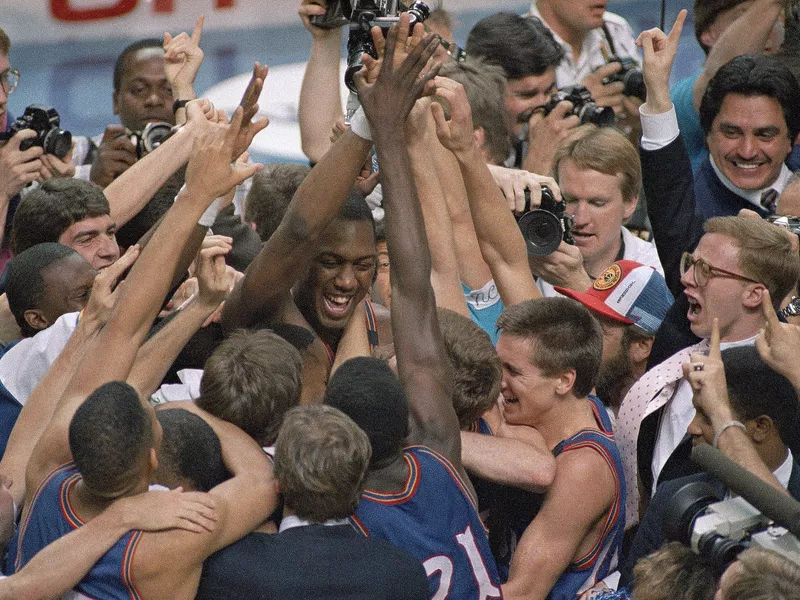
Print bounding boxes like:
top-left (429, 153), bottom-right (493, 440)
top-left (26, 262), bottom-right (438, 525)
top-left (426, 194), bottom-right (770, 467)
top-left (350, 445), bottom-right (503, 599)
top-left (547, 396), bottom-right (625, 600)
top-left (15, 462), bottom-right (143, 600)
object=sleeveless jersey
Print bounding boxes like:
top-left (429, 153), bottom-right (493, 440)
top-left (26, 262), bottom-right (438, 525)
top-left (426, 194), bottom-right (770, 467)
top-left (15, 462), bottom-right (144, 600)
top-left (548, 396), bottom-right (625, 600)
top-left (350, 445), bottom-right (503, 600)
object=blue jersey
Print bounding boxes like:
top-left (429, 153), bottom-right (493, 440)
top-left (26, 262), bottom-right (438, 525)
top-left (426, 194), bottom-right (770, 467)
top-left (15, 463), bottom-right (144, 600)
top-left (548, 396), bottom-right (625, 600)
top-left (351, 445), bottom-right (503, 599)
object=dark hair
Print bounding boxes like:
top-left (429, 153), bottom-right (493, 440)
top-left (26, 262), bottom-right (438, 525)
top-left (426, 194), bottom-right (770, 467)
top-left (497, 297), bottom-right (603, 397)
top-left (6, 243), bottom-right (78, 337)
top-left (699, 54), bottom-right (800, 142)
top-left (466, 13), bottom-right (563, 79)
top-left (244, 163), bottom-right (311, 242)
top-left (438, 308), bottom-right (502, 429)
top-left (116, 166), bottom-right (185, 249)
top-left (198, 329), bottom-right (303, 446)
top-left (722, 346), bottom-right (799, 446)
top-left (11, 179), bottom-right (110, 256)
top-left (275, 405), bottom-right (371, 522)
top-left (69, 381), bottom-right (153, 498)
top-left (439, 58), bottom-right (510, 164)
top-left (324, 356), bottom-right (409, 468)
top-left (113, 38), bottom-right (164, 93)
top-left (155, 408), bottom-right (229, 492)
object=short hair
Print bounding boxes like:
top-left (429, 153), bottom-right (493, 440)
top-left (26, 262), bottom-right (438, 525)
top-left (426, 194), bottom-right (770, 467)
top-left (466, 13), bottom-right (563, 79)
top-left (11, 179), bottom-right (110, 256)
top-left (0, 28), bottom-right (10, 55)
top-left (68, 381), bottom-right (153, 498)
top-left (198, 329), bottom-right (303, 447)
top-left (699, 55), bottom-right (800, 142)
top-left (722, 346), bottom-right (798, 445)
top-left (6, 243), bottom-right (79, 336)
top-left (703, 216), bottom-right (800, 310)
top-left (497, 297), bottom-right (603, 397)
top-left (554, 125), bottom-right (642, 204)
top-left (274, 405), bottom-right (371, 523)
top-left (155, 408), bottom-right (229, 492)
top-left (439, 58), bottom-right (510, 164)
top-left (631, 542), bottom-right (716, 600)
top-left (244, 163), bottom-right (311, 242)
top-left (724, 547), bottom-right (800, 600)
top-left (113, 38), bottom-right (164, 93)
top-left (693, 0), bottom-right (751, 54)
top-left (438, 308), bottom-right (502, 429)
top-left (324, 357), bottom-right (409, 468)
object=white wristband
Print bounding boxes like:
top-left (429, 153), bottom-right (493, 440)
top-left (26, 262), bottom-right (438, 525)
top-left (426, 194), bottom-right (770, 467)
top-left (198, 197), bottom-right (223, 227)
top-left (713, 420), bottom-right (747, 449)
top-left (349, 106), bottom-right (372, 141)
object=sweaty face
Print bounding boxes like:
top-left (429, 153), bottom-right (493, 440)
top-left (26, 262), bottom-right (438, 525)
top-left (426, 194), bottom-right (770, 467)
top-left (496, 333), bottom-right (561, 427)
top-left (557, 158), bottom-right (636, 275)
top-left (542, 0), bottom-right (608, 35)
top-left (113, 48), bottom-right (174, 132)
top-left (57, 214), bottom-right (120, 271)
top-left (707, 94), bottom-right (792, 192)
top-left (505, 68), bottom-right (557, 137)
top-left (681, 233), bottom-right (756, 341)
top-left (297, 219), bottom-right (376, 334)
top-left (38, 254), bottom-right (98, 327)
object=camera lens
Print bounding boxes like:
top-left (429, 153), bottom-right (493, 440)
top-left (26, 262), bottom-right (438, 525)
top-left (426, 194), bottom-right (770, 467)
top-left (517, 209), bottom-right (563, 256)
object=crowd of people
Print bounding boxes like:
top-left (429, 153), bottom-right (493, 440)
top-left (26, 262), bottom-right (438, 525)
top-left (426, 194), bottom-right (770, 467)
top-left (0, 0), bottom-right (800, 598)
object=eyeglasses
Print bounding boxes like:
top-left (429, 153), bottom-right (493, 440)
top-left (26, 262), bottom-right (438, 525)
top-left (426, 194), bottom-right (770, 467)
top-left (680, 252), bottom-right (760, 287)
top-left (0, 69), bottom-right (19, 95)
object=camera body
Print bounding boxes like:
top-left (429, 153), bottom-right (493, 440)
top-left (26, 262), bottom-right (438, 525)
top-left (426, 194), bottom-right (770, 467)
top-left (7, 105), bottom-right (72, 159)
top-left (516, 186), bottom-right (575, 257)
top-left (542, 85), bottom-right (615, 127)
top-left (663, 480), bottom-right (800, 571)
top-left (310, 0), bottom-right (441, 91)
top-left (125, 122), bottom-right (174, 159)
top-left (602, 56), bottom-right (646, 101)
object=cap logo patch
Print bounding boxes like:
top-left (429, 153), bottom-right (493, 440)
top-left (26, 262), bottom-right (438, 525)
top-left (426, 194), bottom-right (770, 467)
top-left (593, 264), bottom-right (622, 291)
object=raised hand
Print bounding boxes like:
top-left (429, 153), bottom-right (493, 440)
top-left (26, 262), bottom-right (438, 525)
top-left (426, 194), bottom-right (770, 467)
top-left (755, 289), bottom-right (800, 389)
top-left (163, 16), bottom-right (205, 103)
top-left (636, 9), bottom-right (688, 112)
top-left (183, 107), bottom-right (264, 202)
top-left (113, 487), bottom-right (218, 534)
top-left (81, 245), bottom-right (141, 335)
top-left (0, 130), bottom-right (44, 200)
top-left (354, 17), bottom-right (441, 136)
top-left (90, 125), bottom-right (138, 188)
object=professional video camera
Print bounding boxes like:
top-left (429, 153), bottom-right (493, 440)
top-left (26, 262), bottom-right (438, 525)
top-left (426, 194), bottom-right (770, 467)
top-left (662, 445), bottom-right (800, 572)
top-left (123, 122), bottom-right (174, 159)
top-left (516, 186), bottom-right (575, 257)
top-left (541, 85), bottom-right (616, 127)
top-left (602, 56), bottom-right (646, 101)
top-left (310, 0), bottom-right (442, 91)
top-left (2, 105), bottom-right (72, 159)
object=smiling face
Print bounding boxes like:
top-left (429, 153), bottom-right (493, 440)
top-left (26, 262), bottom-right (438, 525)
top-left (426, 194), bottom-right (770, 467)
top-left (296, 218), bottom-right (376, 337)
top-left (557, 158), bottom-right (637, 276)
top-left (496, 333), bottom-right (561, 427)
top-left (707, 94), bottom-right (792, 192)
top-left (113, 48), bottom-right (174, 132)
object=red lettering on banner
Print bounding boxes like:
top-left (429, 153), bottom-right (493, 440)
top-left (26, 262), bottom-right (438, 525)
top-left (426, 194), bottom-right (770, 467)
top-left (51, 0), bottom-right (138, 21)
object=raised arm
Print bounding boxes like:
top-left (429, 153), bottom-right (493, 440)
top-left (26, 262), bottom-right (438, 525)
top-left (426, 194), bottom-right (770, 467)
top-left (298, 0), bottom-right (346, 164)
top-left (432, 78), bottom-right (541, 307)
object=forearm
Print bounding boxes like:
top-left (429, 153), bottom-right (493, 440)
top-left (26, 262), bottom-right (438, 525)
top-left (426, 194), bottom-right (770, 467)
top-left (460, 431), bottom-right (555, 493)
top-left (408, 133), bottom-right (469, 317)
top-left (128, 298), bottom-right (218, 399)
top-left (299, 31), bottom-right (344, 163)
top-left (453, 146), bottom-right (539, 306)
top-left (105, 126), bottom-right (194, 227)
top-left (692, 0), bottom-right (783, 110)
